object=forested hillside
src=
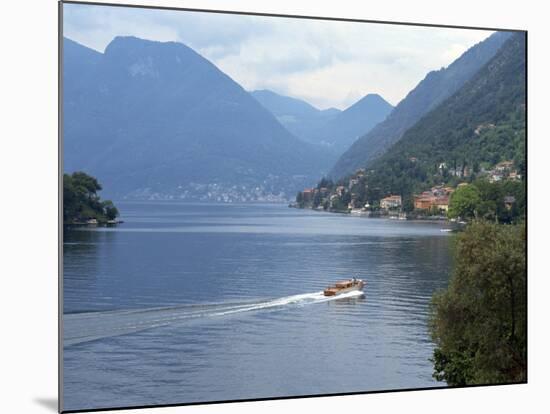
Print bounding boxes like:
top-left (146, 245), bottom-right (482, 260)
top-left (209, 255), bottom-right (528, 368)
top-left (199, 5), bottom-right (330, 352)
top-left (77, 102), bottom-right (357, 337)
top-left (330, 31), bottom-right (512, 178)
top-left (362, 32), bottom-right (526, 201)
top-left (297, 33), bottom-right (526, 220)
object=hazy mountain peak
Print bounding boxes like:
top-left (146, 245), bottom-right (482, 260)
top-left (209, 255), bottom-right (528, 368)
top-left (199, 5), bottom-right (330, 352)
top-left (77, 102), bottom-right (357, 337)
top-left (345, 93), bottom-right (393, 113)
top-left (357, 93), bottom-right (386, 103)
top-left (251, 89), bottom-right (322, 116)
top-left (251, 88), bottom-right (393, 153)
top-left (103, 36), bottom-right (205, 67)
top-left (308, 93), bottom-right (393, 151)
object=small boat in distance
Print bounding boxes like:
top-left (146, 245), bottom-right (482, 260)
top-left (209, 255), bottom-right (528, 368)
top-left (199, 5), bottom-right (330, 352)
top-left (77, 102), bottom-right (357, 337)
top-left (323, 278), bottom-right (365, 297)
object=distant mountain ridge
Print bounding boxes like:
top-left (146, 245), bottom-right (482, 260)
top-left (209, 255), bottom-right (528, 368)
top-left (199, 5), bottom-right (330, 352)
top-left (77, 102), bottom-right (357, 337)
top-left (330, 31), bottom-right (513, 178)
top-left (250, 89), bottom-right (341, 146)
top-left (251, 90), bottom-right (393, 154)
top-left (63, 36), bottom-right (333, 201)
top-left (315, 93), bottom-right (393, 152)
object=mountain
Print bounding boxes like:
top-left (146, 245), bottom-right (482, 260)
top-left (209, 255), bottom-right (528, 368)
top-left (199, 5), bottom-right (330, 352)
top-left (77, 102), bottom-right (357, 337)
top-left (351, 32), bottom-right (526, 201)
top-left (252, 90), bottom-right (393, 154)
top-left (314, 94), bottom-right (393, 152)
top-left (63, 36), bottom-right (333, 201)
top-left (250, 89), bottom-right (341, 146)
top-left (330, 31), bottom-right (513, 178)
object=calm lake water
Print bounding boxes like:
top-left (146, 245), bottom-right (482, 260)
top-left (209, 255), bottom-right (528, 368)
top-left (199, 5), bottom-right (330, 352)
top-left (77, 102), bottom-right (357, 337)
top-left (63, 202), bottom-right (453, 411)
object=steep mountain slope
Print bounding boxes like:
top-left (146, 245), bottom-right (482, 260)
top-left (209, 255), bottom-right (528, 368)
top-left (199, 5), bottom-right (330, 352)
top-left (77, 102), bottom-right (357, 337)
top-left (358, 32), bottom-right (526, 200)
top-left (250, 89), bottom-right (341, 146)
top-left (63, 38), bottom-right (102, 95)
top-left (63, 36), bottom-right (332, 200)
top-left (330, 31), bottom-right (512, 178)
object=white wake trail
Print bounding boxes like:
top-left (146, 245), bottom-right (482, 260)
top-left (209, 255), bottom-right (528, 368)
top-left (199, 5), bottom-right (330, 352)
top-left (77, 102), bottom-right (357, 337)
top-left (213, 290), bottom-right (364, 316)
top-left (64, 290), bottom-right (364, 346)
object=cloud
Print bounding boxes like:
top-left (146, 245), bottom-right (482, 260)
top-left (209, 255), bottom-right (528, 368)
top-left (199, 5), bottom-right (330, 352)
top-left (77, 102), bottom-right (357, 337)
top-left (63, 3), bottom-right (493, 109)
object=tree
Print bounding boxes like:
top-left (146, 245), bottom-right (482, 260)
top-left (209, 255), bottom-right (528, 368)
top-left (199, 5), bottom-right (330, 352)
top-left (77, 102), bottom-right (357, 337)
top-left (317, 177), bottom-right (333, 190)
top-left (448, 185), bottom-right (481, 219)
top-left (402, 195), bottom-right (414, 213)
top-left (72, 171), bottom-right (102, 198)
top-left (312, 191), bottom-right (322, 208)
top-left (102, 200), bottom-right (119, 221)
top-left (430, 221), bottom-right (526, 385)
top-left (63, 171), bottom-right (120, 224)
top-left (429, 205), bottom-right (441, 216)
top-left (341, 191), bottom-right (351, 206)
top-left (472, 179), bottom-right (525, 223)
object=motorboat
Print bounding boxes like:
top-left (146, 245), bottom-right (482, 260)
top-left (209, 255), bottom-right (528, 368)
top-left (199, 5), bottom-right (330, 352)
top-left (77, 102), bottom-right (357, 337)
top-left (323, 278), bottom-right (365, 297)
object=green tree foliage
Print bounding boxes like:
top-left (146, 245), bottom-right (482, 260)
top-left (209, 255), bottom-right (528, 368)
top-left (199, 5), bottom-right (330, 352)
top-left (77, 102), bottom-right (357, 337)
top-left (402, 195), bottom-right (415, 213)
top-left (448, 185), bottom-right (481, 219)
top-left (63, 171), bottom-right (120, 224)
top-left (102, 200), bottom-right (119, 221)
top-left (430, 221), bottom-right (526, 385)
top-left (473, 179), bottom-right (525, 223)
top-left (330, 198), bottom-right (349, 212)
top-left (317, 177), bottom-right (334, 190)
top-left (312, 191), bottom-right (322, 208)
top-left (448, 180), bottom-right (525, 223)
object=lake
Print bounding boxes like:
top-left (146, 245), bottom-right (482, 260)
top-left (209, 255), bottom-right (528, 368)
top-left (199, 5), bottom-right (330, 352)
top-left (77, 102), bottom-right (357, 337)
top-left (62, 202), bottom-right (453, 411)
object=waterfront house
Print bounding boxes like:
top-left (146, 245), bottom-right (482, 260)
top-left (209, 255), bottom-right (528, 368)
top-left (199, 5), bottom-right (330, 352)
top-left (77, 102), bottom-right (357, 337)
top-left (435, 195), bottom-right (450, 212)
top-left (414, 193), bottom-right (436, 210)
top-left (302, 188), bottom-right (315, 202)
top-left (414, 193), bottom-right (450, 212)
top-left (380, 195), bottom-right (402, 210)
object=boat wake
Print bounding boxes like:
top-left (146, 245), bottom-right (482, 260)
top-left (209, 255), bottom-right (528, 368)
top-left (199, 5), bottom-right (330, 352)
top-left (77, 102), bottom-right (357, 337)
top-left (63, 290), bottom-right (364, 347)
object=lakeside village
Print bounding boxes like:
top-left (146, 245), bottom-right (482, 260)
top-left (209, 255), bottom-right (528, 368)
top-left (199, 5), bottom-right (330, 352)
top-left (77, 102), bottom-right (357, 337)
top-left (291, 160), bottom-right (522, 220)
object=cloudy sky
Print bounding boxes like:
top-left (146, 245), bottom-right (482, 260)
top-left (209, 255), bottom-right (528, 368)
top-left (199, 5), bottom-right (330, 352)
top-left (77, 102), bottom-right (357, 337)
top-left (63, 3), bottom-right (494, 110)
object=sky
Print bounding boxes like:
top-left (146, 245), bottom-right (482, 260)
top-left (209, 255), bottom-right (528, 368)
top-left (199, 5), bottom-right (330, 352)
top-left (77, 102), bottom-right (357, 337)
top-left (63, 3), bottom-right (494, 110)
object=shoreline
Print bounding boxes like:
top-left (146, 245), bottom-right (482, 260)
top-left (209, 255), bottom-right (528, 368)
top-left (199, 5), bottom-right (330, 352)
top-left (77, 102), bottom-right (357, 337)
top-left (64, 219), bottom-right (124, 227)
top-left (289, 204), bottom-right (454, 222)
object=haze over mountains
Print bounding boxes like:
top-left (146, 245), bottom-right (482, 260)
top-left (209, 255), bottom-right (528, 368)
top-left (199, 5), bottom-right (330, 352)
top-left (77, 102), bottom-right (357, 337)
top-left (63, 36), bottom-right (334, 200)
top-left (250, 89), bottom-right (341, 146)
top-left (317, 94), bottom-right (393, 152)
top-left (251, 90), bottom-right (393, 153)
top-left (330, 31), bottom-right (513, 179)
top-left (63, 30), bottom-right (515, 202)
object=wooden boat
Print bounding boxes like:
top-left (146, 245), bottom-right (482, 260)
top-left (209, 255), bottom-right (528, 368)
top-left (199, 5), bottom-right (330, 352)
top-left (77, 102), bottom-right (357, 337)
top-left (323, 278), bottom-right (365, 297)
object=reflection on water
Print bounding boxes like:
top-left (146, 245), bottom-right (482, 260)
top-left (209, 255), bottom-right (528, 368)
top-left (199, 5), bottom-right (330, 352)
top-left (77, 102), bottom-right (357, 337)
top-left (63, 202), bottom-right (452, 411)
